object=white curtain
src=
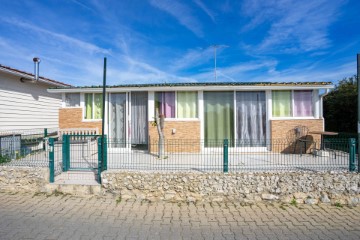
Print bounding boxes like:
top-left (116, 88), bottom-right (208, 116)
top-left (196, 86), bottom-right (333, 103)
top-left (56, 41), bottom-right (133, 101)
top-left (110, 93), bottom-right (126, 147)
top-left (131, 92), bottom-right (148, 144)
top-left (236, 91), bottom-right (266, 146)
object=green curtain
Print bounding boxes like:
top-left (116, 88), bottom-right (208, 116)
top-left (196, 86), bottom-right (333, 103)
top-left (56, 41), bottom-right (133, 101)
top-left (85, 93), bottom-right (93, 119)
top-left (94, 93), bottom-right (103, 119)
top-left (177, 91), bottom-right (197, 118)
top-left (272, 91), bottom-right (291, 117)
top-left (204, 92), bottom-right (234, 147)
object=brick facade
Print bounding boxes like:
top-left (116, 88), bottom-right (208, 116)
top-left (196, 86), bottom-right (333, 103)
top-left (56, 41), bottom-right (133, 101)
top-left (148, 120), bottom-right (201, 153)
top-left (59, 108), bottom-right (102, 133)
top-left (270, 119), bottom-right (324, 153)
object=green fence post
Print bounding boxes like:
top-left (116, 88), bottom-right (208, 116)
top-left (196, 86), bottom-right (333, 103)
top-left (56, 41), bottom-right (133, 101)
top-left (49, 138), bottom-right (55, 183)
top-left (349, 138), bottom-right (356, 172)
top-left (97, 137), bottom-right (102, 184)
top-left (43, 128), bottom-right (48, 150)
top-left (103, 136), bottom-right (107, 171)
top-left (223, 139), bottom-right (229, 173)
top-left (62, 135), bottom-right (69, 171)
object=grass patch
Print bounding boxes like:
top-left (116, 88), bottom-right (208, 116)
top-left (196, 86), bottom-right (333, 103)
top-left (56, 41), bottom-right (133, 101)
top-left (116, 196), bottom-right (122, 205)
top-left (290, 198), bottom-right (298, 207)
top-left (334, 202), bottom-right (343, 208)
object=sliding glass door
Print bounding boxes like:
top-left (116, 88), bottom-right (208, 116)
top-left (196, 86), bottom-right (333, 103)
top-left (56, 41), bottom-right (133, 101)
top-left (204, 92), bottom-right (234, 147)
top-left (131, 92), bottom-right (148, 150)
top-left (109, 93), bottom-right (126, 148)
top-left (236, 91), bottom-right (266, 146)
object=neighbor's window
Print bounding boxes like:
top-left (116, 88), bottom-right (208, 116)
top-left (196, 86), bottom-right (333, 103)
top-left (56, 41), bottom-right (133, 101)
top-left (65, 93), bottom-right (80, 107)
top-left (177, 91), bottom-right (198, 118)
top-left (84, 93), bottom-right (103, 119)
top-left (155, 92), bottom-right (175, 118)
top-left (272, 91), bottom-right (291, 117)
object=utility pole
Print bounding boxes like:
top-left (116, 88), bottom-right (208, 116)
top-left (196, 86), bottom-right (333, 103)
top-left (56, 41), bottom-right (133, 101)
top-left (211, 45), bottom-right (228, 81)
top-left (357, 53), bottom-right (360, 172)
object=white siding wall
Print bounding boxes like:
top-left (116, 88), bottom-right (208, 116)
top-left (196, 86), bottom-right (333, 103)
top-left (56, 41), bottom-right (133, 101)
top-left (0, 72), bottom-right (62, 132)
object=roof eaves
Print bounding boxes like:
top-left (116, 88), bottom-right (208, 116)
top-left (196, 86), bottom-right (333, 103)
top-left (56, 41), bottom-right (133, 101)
top-left (0, 64), bottom-right (71, 87)
top-left (50, 81), bottom-right (334, 90)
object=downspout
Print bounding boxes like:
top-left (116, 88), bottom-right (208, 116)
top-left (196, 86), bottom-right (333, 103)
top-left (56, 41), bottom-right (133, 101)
top-left (319, 89), bottom-right (330, 130)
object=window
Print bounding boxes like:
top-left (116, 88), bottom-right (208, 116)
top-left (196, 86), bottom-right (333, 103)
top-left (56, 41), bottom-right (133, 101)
top-left (272, 91), bottom-right (291, 117)
top-left (272, 90), bottom-right (313, 117)
top-left (155, 92), bottom-right (175, 118)
top-left (65, 93), bottom-right (80, 107)
top-left (155, 91), bottom-right (198, 118)
top-left (177, 91), bottom-right (198, 118)
top-left (84, 93), bottom-right (103, 119)
top-left (293, 90), bottom-right (312, 117)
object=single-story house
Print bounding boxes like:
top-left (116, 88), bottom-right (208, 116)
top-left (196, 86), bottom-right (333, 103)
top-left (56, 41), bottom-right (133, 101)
top-left (48, 82), bottom-right (333, 152)
top-left (0, 64), bottom-right (70, 132)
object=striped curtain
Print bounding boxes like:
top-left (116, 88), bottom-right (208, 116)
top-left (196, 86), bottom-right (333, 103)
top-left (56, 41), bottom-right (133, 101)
top-left (177, 91), bottom-right (197, 118)
top-left (272, 91), bottom-right (291, 117)
top-left (94, 93), bottom-right (103, 119)
top-left (293, 90), bottom-right (313, 117)
top-left (131, 92), bottom-right (148, 144)
top-left (155, 92), bottom-right (175, 118)
top-left (204, 92), bottom-right (234, 147)
top-left (236, 91), bottom-right (266, 146)
top-left (84, 93), bottom-right (93, 119)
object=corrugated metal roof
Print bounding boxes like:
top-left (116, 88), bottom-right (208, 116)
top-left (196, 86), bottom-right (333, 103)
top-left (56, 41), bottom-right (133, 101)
top-left (51, 81), bottom-right (332, 89)
top-left (0, 64), bottom-right (71, 87)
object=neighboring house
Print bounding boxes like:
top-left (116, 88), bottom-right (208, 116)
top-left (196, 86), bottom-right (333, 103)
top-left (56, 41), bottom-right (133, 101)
top-left (48, 82), bottom-right (333, 152)
top-left (0, 64), bottom-right (70, 132)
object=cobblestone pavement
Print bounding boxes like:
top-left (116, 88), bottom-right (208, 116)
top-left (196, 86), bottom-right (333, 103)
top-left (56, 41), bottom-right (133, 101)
top-left (1, 192), bottom-right (360, 240)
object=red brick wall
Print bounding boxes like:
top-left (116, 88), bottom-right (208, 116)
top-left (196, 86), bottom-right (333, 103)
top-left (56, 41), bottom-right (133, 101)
top-left (271, 119), bottom-right (323, 153)
top-left (148, 120), bottom-right (201, 153)
top-left (59, 108), bottom-right (102, 133)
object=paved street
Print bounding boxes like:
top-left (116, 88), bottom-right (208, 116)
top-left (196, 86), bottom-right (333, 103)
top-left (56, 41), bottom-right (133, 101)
top-left (1, 192), bottom-right (360, 240)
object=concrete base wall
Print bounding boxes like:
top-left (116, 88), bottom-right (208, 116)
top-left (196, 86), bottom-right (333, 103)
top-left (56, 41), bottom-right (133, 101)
top-left (0, 166), bottom-right (49, 192)
top-left (101, 170), bottom-right (360, 205)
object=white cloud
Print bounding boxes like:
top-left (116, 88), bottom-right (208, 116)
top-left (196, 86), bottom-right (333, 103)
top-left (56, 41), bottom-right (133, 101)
top-left (169, 47), bottom-right (213, 72)
top-left (149, 0), bottom-right (203, 37)
top-left (241, 0), bottom-right (346, 53)
top-left (1, 18), bottom-right (110, 55)
top-left (193, 0), bottom-right (216, 23)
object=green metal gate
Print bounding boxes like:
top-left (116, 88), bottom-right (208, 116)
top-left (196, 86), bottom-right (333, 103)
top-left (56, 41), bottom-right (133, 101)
top-left (61, 134), bottom-right (107, 182)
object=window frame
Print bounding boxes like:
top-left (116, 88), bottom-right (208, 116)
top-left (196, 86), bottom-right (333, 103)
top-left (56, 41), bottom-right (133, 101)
top-left (83, 93), bottom-right (103, 121)
top-left (271, 90), bottom-right (314, 119)
top-left (64, 93), bottom-right (81, 108)
top-left (154, 91), bottom-right (199, 120)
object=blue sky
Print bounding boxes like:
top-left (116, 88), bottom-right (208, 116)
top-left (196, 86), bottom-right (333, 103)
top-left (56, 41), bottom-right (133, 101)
top-left (0, 0), bottom-right (359, 86)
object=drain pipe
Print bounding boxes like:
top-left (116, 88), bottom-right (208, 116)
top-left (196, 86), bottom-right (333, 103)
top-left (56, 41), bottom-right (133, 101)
top-left (20, 57), bottom-right (41, 83)
top-left (319, 88), bottom-right (330, 119)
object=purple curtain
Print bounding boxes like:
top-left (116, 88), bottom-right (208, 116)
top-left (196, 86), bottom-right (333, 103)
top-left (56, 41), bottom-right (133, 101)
top-left (293, 90), bottom-right (312, 117)
top-left (157, 92), bottom-right (175, 118)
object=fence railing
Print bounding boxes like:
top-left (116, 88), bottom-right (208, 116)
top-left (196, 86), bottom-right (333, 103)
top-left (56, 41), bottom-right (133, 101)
top-left (0, 128), bottom-right (58, 166)
top-left (1, 133), bottom-right (358, 174)
top-left (106, 138), bottom-right (357, 172)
